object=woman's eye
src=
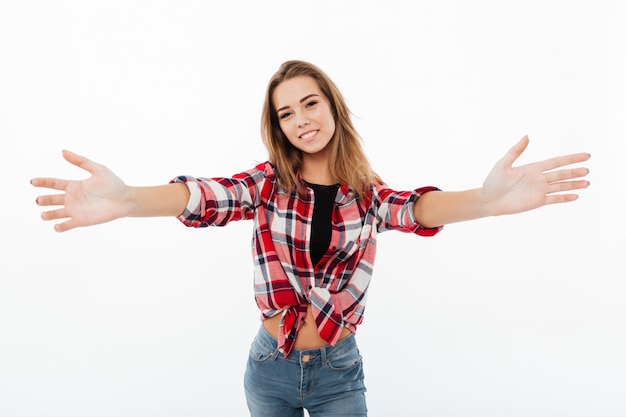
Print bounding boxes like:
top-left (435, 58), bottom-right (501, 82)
top-left (305, 101), bottom-right (318, 108)
top-left (279, 112), bottom-right (292, 120)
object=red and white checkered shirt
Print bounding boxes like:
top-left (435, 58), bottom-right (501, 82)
top-left (172, 162), bottom-right (441, 357)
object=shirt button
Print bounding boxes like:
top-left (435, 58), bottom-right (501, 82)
top-left (308, 285), bottom-right (313, 289)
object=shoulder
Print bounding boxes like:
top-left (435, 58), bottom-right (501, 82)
top-left (230, 161), bottom-right (277, 183)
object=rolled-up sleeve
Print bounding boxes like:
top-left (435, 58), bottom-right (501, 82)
top-left (375, 184), bottom-right (443, 236)
top-left (170, 163), bottom-right (270, 228)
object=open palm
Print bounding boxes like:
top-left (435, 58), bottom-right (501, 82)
top-left (32, 150), bottom-right (130, 232)
top-left (483, 136), bottom-right (590, 216)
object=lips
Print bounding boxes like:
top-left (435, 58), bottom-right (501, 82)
top-left (299, 130), bottom-right (318, 142)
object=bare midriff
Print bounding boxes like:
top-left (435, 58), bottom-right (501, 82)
top-left (263, 304), bottom-right (352, 350)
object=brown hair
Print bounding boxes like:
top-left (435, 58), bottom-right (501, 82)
top-left (261, 60), bottom-right (381, 198)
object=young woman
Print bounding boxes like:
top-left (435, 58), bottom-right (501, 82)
top-left (32, 60), bottom-right (590, 417)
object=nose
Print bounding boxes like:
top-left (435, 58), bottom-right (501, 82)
top-left (297, 117), bottom-right (310, 127)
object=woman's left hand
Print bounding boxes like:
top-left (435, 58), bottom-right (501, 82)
top-left (482, 135), bottom-right (590, 216)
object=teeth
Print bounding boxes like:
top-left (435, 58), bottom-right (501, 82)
top-left (301, 131), bottom-right (316, 140)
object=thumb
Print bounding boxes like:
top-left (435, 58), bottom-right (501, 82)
top-left (61, 149), bottom-right (99, 175)
top-left (498, 135), bottom-right (529, 168)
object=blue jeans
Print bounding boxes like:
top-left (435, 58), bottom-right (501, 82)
top-left (244, 325), bottom-right (368, 417)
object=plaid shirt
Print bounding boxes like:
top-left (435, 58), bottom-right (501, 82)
top-left (172, 162), bottom-right (441, 357)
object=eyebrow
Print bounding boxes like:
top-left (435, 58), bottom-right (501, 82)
top-left (276, 94), bottom-right (320, 113)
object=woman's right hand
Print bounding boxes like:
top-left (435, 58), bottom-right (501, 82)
top-left (31, 150), bottom-right (131, 232)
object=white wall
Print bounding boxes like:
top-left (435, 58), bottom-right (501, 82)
top-left (1, 1), bottom-right (624, 416)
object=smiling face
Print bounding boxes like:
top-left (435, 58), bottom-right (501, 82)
top-left (273, 76), bottom-right (336, 161)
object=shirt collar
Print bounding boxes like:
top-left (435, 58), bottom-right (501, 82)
top-left (296, 171), bottom-right (355, 206)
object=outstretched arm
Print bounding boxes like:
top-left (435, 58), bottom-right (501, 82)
top-left (413, 136), bottom-right (591, 228)
top-left (31, 150), bottom-right (190, 232)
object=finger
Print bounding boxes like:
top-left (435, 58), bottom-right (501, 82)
top-left (544, 167), bottom-right (590, 183)
top-left (40, 207), bottom-right (69, 221)
top-left (39, 207), bottom-right (81, 232)
top-left (35, 194), bottom-right (66, 207)
top-left (537, 152), bottom-right (591, 172)
top-left (30, 177), bottom-right (70, 191)
top-left (546, 179), bottom-right (591, 195)
top-left (499, 135), bottom-right (529, 168)
top-left (544, 193), bottom-right (580, 205)
top-left (53, 220), bottom-right (77, 233)
top-left (62, 149), bottom-right (100, 175)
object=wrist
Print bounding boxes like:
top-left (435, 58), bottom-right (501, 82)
top-left (125, 186), bottom-right (137, 218)
top-left (479, 187), bottom-right (497, 217)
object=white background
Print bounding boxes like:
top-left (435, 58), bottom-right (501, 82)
top-left (1, 1), bottom-right (624, 416)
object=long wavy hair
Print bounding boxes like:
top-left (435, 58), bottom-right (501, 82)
top-left (261, 60), bottom-right (381, 198)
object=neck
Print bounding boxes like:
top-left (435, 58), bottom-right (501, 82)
top-left (301, 154), bottom-right (335, 185)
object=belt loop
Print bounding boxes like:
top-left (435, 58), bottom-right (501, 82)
top-left (320, 346), bottom-right (328, 368)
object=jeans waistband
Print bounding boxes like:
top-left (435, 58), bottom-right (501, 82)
top-left (255, 324), bottom-right (357, 364)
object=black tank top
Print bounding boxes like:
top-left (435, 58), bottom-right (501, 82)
top-left (306, 182), bottom-right (339, 266)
